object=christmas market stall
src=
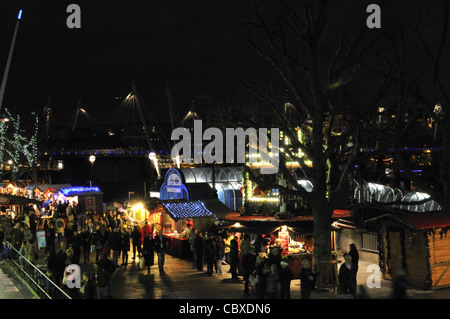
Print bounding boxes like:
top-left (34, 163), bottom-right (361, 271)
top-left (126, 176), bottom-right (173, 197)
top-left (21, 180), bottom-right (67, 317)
top-left (224, 209), bottom-right (350, 277)
top-left (0, 193), bottom-right (42, 218)
top-left (149, 198), bottom-right (233, 258)
top-left (58, 186), bottom-right (104, 214)
top-left (365, 210), bottom-right (450, 290)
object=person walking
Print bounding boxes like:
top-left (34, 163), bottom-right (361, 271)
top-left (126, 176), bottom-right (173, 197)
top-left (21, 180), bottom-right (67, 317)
top-left (153, 230), bottom-right (168, 274)
top-left (338, 253), bottom-right (357, 297)
top-left (92, 224), bottom-right (104, 262)
top-left (215, 234), bottom-right (224, 276)
top-left (55, 216), bottom-right (65, 242)
top-left (55, 242), bottom-right (68, 286)
top-left (121, 226), bottom-right (130, 266)
top-left (108, 227), bottom-right (122, 267)
top-left (94, 261), bottom-right (112, 299)
top-left (26, 239), bottom-right (38, 265)
top-left (131, 225), bottom-right (143, 260)
top-left (142, 232), bottom-right (154, 274)
top-left (80, 225), bottom-right (92, 263)
top-left (80, 272), bottom-right (96, 299)
top-left (45, 222), bottom-right (56, 255)
top-left (299, 259), bottom-right (316, 299)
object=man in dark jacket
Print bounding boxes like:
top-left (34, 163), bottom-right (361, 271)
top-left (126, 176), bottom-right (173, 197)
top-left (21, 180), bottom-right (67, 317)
top-left (204, 233), bottom-right (216, 276)
top-left (194, 232), bottom-right (204, 271)
top-left (153, 231), bottom-right (168, 274)
top-left (108, 227), bottom-right (122, 267)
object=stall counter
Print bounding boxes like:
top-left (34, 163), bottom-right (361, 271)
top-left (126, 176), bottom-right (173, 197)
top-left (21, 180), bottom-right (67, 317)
top-left (165, 233), bottom-right (191, 259)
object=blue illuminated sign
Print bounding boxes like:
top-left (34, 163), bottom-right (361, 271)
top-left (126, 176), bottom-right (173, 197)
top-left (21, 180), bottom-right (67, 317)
top-left (60, 186), bottom-right (101, 196)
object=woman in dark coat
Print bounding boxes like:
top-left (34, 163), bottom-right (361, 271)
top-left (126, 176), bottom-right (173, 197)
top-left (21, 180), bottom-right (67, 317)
top-left (338, 253), bottom-right (357, 296)
top-left (142, 233), bottom-right (154, 274)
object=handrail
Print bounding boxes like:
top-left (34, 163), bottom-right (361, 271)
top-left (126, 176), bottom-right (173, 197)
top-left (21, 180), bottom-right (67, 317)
top-left (4, 241), bottom-right (72, 299)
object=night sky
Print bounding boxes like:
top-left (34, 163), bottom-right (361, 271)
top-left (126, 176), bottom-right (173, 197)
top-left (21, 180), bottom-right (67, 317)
top-left (0, 1), bottom-right (448, 128)
top-left (0, 0), bottom-right (271, 126)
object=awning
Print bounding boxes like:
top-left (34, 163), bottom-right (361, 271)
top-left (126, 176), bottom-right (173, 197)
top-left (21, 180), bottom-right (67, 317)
top-left (161, 199), bottom-right (232, 221)
top-left (0, 194), bottom-right (42, 206)
top-left (365, 210), bottom-right (450, 231)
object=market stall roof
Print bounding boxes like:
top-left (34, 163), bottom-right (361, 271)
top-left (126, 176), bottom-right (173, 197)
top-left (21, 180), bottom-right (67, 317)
top-left (161, 199), bottom-right (231, 221)
top-left (33, 184), bottom-right (72, 192)
top-left (224, 209), bottom-right (350, 223)
top-left (0, 194), bottom-right (42, 206)
top-left (365, 211), bottom-right (450, 231)
top-left (59, 186), bottom-right (104, 196)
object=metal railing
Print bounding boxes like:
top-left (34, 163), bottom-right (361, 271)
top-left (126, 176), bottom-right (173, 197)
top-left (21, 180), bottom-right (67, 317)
top-left (3, 241), bottom-right (71, 299)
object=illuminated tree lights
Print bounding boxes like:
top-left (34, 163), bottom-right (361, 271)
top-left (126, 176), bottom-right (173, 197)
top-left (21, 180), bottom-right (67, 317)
top-left (0, 109), bottom-right (39, 173)
top-left (162, 200), bottom-right (213, 220)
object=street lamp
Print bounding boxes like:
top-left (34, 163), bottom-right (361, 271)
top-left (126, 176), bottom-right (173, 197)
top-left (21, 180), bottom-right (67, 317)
top-left (149, 151), bottom-right (160, 178)
top-left (89, 155), bottom-right (96, 167)
top-left (89, 155), bottom-right (96, 187)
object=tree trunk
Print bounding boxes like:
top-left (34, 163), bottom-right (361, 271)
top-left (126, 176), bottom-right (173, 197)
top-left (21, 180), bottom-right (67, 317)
top-left (312, 201), bottom-right (335, 289)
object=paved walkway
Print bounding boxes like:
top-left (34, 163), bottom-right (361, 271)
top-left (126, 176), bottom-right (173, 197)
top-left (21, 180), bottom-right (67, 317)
top-left (0, 262), bottom-right (38, 299)
top-left (2, 244), bottom-right (449, 300)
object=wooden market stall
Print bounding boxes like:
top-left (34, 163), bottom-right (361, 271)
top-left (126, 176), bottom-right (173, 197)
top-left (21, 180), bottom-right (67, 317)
top-left (224, 209), bottom-right (350, 278)
top-left (0, 193), bottom-right (42, 218)
top-left (366, 211), bottom-right (450, 290)
top-left (149, 198), bottom-right (232, 258)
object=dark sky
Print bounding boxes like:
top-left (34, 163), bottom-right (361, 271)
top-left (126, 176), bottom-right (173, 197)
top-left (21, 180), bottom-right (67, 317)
top-left (0, 1), bottom-right (447, 128)
top-left (0, 0), bottom-right (270, 125)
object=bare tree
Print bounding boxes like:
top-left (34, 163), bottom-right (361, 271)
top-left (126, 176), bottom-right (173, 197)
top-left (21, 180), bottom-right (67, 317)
top-left (233, 0), bottom-right (414, 288)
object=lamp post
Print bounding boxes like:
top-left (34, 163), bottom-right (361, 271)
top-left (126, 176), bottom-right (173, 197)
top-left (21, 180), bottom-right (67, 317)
top-left (0, 10), bottom-right (23, 114)
top-left (89, 155), bottom-right (96, 187)
top-left (149, 151), bottom-right (160, 178)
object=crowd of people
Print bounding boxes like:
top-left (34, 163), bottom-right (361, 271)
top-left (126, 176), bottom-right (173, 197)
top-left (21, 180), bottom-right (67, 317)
top-left (0, 204), bottom-right (167, 299)
top-left (186, 227), bottom-right (306, 299)
top-left (0, 203), bottom-right (363, 300)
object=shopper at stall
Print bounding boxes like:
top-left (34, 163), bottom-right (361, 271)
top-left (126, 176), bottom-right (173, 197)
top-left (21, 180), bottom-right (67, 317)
top-left (142, 232), bottom-right (154, 274)
top-left (154, 230), bottom-right (168, 274)
top-left (279, 261), bottom-right (294, 299)
top-left (254, 255), bottom-right (266, 299)
top-left (229, 235), bottom-right (240, 279)
top-left (189, 229), bottom-right (198, 270)
top-left (194, 231), bottom-right (204, 271)
top-left (215, 234), bottom-right (224, 276)
top-left (264, 263), bottom-right (280, 299)
top-left (143, 220), bottom-right (153, 239)
top-left (241, 234), bottom-right (256, 294)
